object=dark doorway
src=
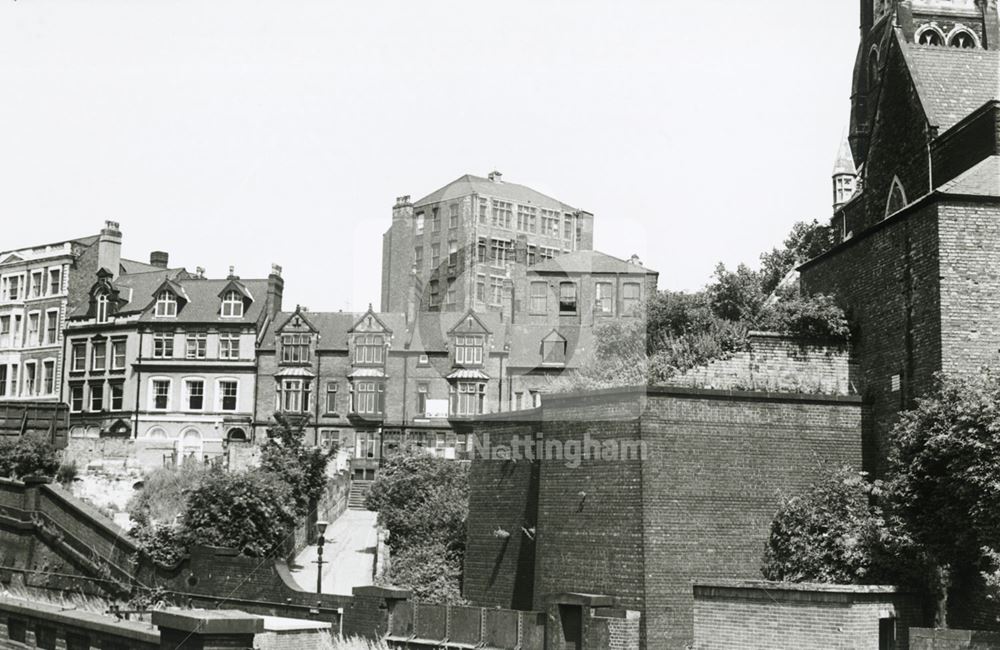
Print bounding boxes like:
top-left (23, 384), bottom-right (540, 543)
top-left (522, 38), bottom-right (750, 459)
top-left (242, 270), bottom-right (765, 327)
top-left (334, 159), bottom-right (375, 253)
top-left (879, 617), bottom-right (896, 650)
top-left (558, 604), bottom-right (582, 650)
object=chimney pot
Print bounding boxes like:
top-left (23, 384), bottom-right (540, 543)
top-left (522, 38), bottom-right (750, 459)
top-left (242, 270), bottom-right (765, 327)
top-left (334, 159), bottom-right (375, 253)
top-left (270, 263), bottom-right (283, 277)
top-left (149, 251), bottom-right (169, 269)
top-left (195, 266), bottom-right (205, 278)
top-left (488, 171), bottom-right (503, 183)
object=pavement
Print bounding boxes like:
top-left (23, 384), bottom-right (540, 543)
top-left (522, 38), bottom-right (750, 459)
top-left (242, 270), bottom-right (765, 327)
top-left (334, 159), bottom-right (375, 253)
top-left (288, 509), bottom-right (378, 596)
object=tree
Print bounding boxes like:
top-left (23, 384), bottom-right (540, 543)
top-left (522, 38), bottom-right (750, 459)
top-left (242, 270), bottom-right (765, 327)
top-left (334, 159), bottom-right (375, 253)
top-left (127, 462), bottom-right (212, 528)
top-left (0, 434), bottom-right (59, 479)
top-left (759, 220), bottom-right (835, 295)
top-left (707, 263), bottom-right (766, 324)
top-left (762, 467), bottom-right (923, 586)
top-left (259, 414), bottom-right (333, 518)
top-left (888, 371), bottom-right (1000, 627)
top-left (180, 469), bottom-right (298, 558)
top-left (759, 293), bottom-right (850, 340)
top-left (366, 447), bottom-right (469, 603)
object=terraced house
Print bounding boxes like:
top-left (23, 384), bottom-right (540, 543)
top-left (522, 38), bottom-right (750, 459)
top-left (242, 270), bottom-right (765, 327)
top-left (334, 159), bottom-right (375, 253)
top-left (65, 256), bottom-right (283, 467)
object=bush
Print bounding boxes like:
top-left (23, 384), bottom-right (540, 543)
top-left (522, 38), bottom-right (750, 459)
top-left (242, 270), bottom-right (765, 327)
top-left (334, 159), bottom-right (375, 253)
top-left (762, 467), bottom-right (922, 586)
top-left (0, 434), bottom-right (59, 479)
top-left (180, 469), bottom-right (298, 558)
top-left (379, 541), bottom-right (466, 604)
top-left (127, 463), bottom-right (211, 528)
top-left (259, 414), bottom-right (333, 518)
top-left (760, 294), bottom-right (850, 340)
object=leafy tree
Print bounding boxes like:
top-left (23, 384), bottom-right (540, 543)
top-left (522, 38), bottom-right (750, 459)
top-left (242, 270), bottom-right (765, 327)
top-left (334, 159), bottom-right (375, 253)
top-left (888, 371), bottom-right (1000, 627)
top-left (131, 523), bottom-right (187, 566)
top-left (259, 414), bottom-right (333, 518)
top-left (762, 467), bottom-right (924, 586)
top-left (366, 449), bottom-right (469, 554)
top-left (379, 541), bottom-right (467, 605)
top-left (180, 469), bottom-right (298, 558)
top-left (708, 263), bottom-right (766, 323)
top-left (366, 447), bottom-right (469, 603)
top-left (759, 220), bottom-right (835, 295)
top-left (0, 434), bottom-right (59, 479)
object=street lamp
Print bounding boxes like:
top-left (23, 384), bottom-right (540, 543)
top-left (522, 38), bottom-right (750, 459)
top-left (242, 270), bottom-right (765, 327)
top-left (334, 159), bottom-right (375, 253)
top-left (314, 520), bottom-right (329, 595)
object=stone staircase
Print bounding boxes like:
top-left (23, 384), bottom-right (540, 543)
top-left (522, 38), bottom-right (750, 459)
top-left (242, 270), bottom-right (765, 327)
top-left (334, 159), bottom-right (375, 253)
top-left (348, 480), bottom-right (373, 510)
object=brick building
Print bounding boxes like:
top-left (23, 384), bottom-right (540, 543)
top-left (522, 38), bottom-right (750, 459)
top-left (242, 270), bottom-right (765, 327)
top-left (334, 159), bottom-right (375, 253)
top-left (800, 0), bottom-right (1000, 474)
top-left (0, 222), bottom-right (132, 404)
top-left (380, 172), bottom-right (595, 314)
top-left (64, 253), bottom-right (283, 467)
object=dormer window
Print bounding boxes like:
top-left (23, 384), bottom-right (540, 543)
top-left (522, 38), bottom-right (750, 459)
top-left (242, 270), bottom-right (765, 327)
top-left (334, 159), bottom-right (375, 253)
top-left (917, 27), bottom-right (944, 46)
top-left (155, 291), bottom-right (178, 317)
top-left (221, 290), bottom-right (244, 318)
top-left (949, 29), bottom-right (977, 49)
top-left (542, 331), bottom-right (568, 366)
top-left (455, 335), bottom-right (484, 366)
top-left (96, 294), bottom-right (110, 323)
top-left (355, 334), bottom-right (385, 365)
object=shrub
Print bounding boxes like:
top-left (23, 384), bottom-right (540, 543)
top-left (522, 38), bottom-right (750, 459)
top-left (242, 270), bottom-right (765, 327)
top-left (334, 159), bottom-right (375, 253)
top-left (379, 541), bottom-right (466, 604)
top-left (259, 414), bottom-right (333, 518)
top-left (56, 461), bottom-right (78, 486)
top-left (127, 463), bottom-right (212, 528)
top-left (761, 293), bottom-right (850, 340)
top-left (0, 434), bottom-right (59, 479)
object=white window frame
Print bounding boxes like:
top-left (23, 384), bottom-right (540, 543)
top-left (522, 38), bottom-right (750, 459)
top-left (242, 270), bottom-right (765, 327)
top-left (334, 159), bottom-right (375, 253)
top-left (30, 270), bottom-right (44, 298)
top-left (22, 361), bottom-right (37, 396)
top-left (91, 338), bottom-right (107, 372)
top-left (71, 341), bottom-right (87, 372)
top-left (26, 311), bottom-right (40, 347)
top-left (221, 290), bottom-right (244, 318)
top-left (219, 332), bottom-right (241, 360)
top-left (45, 309), bottom-right (59, 345)
top-left (111, 338), bottom-right (127, 370)
top-left (89, 381), bottom-right (104, 412)
top-left (41, 359), bottom-right (55, 395)
top-left (48, 268), bottom-right (62, 296)
top-left (96, 294), bottom-right (109, 323)
top-left (183, 377), bottom-right (205, 411)
top-left (152, 332), bottom-right (174, 359)
top-left (185, 332), bottom-right (207, 359)
top-left (154, 291), bottom-right (178, 317)
top-left (149, 377), bottom-right (172, 411)
top-left (217, 378), bottom-right (239, 412)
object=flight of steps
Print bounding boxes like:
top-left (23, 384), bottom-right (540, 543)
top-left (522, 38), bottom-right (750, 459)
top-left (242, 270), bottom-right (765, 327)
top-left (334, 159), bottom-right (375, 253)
top-left (348, 480), bottom-right (373, 510)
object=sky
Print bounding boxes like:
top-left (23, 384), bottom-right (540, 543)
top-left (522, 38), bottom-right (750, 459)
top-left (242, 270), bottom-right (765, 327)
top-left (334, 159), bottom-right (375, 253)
top-left (0, 1), bottom-right (860, 311)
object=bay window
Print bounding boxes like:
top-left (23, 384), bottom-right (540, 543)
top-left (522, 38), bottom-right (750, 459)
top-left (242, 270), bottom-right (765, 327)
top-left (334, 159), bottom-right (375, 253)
top-left (352, 381), bottom-right (384, 415)
top-left (450, 381), bottom-right (485, 416)
top-left (277, 378), bottom-right (311, 413)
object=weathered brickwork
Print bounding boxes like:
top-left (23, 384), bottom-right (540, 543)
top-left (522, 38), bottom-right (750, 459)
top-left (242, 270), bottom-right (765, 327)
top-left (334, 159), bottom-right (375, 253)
top-left (463, 387), bottom-right (864, 649)
top-left (692, 581), bottom-right (923, 650)
top-left (673, 332), bottom-right (855, 395)
top-left (801, 202), bottom-right (942, 474)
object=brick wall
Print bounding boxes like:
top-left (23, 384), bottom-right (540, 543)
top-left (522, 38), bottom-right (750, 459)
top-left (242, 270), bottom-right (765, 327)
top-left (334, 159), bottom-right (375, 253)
top-left (692, 581), bottom-right (924, 650)
top-left (672, 332), bottom-right (855, 395)
top-left (0, 595), bottom-right (159, 649)
top-left (463, 386), bottom-right (863, 650)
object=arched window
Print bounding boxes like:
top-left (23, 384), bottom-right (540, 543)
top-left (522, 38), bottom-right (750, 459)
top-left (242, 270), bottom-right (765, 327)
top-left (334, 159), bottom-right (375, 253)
top-left (155, 291), bottom-right (177, 317)
top-left (917, 26), bottom-right (944, 46)
top-left (868, 49), bottom-right (880, 90)
top-left (146, 426), bottom-right (167, 439)
top-left (221, 290), bottom-right (244, 317)
top-left (227, 428), bottom-right (248, 442)
top-left (885, 176), bottom-right (908, 218)
top-left (949, 29), bottom-right (977, 49)
top-left (96, 294), bottom-right (109, 323)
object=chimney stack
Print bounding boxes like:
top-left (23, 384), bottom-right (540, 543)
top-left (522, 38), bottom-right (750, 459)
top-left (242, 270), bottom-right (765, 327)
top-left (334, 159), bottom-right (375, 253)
top-left (267, 263), bottom-right (284, 317)
top-left (150, 251), bottom-right (169, 269)
top-left (392, 195), bottom-right (414, 224)
top-left (98, 221), bottom-right (123, 278)
top-left (488, 170), bottom-right (503, 183)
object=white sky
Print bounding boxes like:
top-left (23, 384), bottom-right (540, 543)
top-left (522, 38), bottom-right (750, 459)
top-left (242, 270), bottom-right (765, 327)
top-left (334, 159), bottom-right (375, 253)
top-left (0, 1), bottom-right (859, 310)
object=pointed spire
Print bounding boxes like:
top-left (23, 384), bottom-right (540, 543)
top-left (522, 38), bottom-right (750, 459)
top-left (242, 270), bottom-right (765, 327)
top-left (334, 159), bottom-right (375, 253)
top-left (833, 134), bottom-right (857, 177)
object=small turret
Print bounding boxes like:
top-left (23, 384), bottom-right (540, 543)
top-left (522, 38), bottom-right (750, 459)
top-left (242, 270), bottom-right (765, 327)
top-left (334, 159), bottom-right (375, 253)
top-left (832, 136), bottom-right (858, 212)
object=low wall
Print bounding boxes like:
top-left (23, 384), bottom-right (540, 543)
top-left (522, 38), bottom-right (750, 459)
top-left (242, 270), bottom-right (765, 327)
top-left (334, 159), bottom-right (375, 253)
top-left (290, 470), bottom-right (351, 558)
top-left (692, 580), bottom-right (926, 649)
top-left (910, 628), bottom-right (1000, 649)
top-left (0, 595), bottom-right (159, 649)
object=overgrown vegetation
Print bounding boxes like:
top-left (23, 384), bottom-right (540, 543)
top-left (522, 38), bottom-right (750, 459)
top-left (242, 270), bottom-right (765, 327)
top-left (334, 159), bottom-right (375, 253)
top-left (0, 434), bottom-right (59, 480)
top-left (128, 415), bottom-right (332, 563)
top-left (763, 371), bottom-right (1000, 628)
top-left (554, 220), bottom-right (844, 390)
top-left (366, 447), bottom-right (469, 604)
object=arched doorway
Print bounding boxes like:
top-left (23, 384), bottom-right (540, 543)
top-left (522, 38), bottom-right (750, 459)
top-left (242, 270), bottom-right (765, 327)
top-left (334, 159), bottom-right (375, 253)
top-left (179, 428), bottom-right (203, 463)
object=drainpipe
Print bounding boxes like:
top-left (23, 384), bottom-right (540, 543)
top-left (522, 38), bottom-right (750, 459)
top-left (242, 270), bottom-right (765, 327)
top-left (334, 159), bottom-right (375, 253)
top-left (133, 329), bottom-right (144, 439)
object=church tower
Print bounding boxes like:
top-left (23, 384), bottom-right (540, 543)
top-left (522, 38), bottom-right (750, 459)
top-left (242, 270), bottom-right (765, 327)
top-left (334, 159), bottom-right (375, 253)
top-left (849, 0), bottom-right (999, 168)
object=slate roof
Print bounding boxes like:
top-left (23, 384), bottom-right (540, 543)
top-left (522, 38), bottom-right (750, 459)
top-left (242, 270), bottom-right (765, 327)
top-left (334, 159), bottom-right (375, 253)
top-left (119, 258), bottom-right (165, 275)
top-left (136, 278), bottom-right (271, 324)
top-left (413, 174), bottom-right (577, 212)
top-left (507, 324), bottom-right (594, 370)
top-left (832, 135), bottom-right (856, 176)
top-left (259, 311), bottom-right (409, 351)
top-left (68, 268), bottom-right (185, 318)
top-left (405, 311), bottom-right (507, 354)
top-left (906, 45), bottom-right (1000, 131)
top-left (527, 249), bottom-right (658, 275)
top-left (938, 155), bottom-right (1000, 196)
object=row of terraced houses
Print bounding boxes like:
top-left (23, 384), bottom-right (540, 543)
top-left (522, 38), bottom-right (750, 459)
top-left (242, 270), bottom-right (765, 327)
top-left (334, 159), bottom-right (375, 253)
top-left (0, 173), bottom-right (657, 478)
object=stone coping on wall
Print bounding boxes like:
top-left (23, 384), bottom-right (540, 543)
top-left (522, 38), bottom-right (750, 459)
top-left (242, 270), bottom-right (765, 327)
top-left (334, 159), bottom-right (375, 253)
top-left (694, 580), bottom-right (913, 605)
top-left (152, 608), bottom-right (265, 634)
top-left (0, 595), bottom-right (159, 644)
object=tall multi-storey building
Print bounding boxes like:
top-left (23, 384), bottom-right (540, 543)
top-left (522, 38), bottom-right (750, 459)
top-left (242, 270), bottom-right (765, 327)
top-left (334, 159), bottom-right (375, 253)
top-left (380, 172), bottom-right (595, 313)
top-left (65, 257), bottom-right (284, 467)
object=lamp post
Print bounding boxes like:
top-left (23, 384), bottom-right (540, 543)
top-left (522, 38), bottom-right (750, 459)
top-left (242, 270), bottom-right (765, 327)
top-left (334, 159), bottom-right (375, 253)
top-left (314, 520), bottom-right (328, 595)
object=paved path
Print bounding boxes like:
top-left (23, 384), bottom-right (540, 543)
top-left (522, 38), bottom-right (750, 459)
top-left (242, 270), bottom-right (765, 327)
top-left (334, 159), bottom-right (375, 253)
top-left (289, 509), bottom-right (378, 596)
